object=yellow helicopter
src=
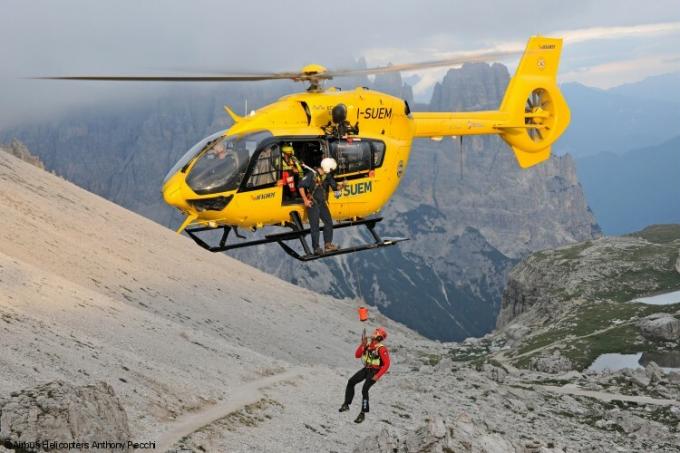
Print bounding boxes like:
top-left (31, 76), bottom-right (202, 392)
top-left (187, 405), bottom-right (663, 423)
top-left (44, 36), bottom-right (570, 261)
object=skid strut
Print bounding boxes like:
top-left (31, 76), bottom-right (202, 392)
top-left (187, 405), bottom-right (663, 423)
top-left (184, 216), bottom-right (408, 261)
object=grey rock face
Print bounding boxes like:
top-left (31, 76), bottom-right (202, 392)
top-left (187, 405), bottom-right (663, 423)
top-left (639, 313), bottom-right (680, 340)
top-left (0, 381), bottom-right (130, 450)
top-left (498, 227), bottom-right (680, 329)
top-left (0, 139), bottom-right (44, 169)
top-left (353, 415), bottom-right (520, 453)
top-left (531, 351), bottom-right (574, 374)
top-left (430, 63), bottom-right (509, 112)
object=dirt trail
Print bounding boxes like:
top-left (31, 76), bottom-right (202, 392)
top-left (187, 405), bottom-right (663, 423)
top-left (520, 383), bottom-right (680, 406)
top-left (152, 368), bottom-right (304, 452)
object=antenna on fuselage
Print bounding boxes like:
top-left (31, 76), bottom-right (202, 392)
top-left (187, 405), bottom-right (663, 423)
top-left (458, 135), bottom-right (464, 179)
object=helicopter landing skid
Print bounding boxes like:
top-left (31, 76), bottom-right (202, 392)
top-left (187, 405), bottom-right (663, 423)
top-left (184, 216), bottom-right (408, 262)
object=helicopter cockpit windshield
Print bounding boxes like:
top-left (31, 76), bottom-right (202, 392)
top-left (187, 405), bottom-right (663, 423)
top-left (175, 131), bottom-right (272, 195)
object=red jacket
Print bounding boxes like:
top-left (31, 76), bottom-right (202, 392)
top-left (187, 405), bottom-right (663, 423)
top-left (355, 340), bottom-right (390, 380)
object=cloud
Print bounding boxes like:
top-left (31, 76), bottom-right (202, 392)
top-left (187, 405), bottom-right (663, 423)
top-left (363, 21), bottom-right (680, 102)
top-left (558, 21), bottom-right (680, 43)
top-left (561, 53), bottom-right (680, 88)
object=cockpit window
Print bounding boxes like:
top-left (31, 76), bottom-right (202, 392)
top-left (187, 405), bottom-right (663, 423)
top-left (185, 131), bottom-right (272, 195)
top-left (163, 130), bottom-right (225, 184)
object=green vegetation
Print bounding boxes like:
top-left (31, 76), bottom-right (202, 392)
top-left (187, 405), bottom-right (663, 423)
top-left (502, 225), bottom-right (680, 371)
top-left (554, 241), bottom-right (592, 260)
top-left (421, 352), bottom-right (442, 366)
top-left (560, 324), bottom-right (646, 370)
top-left (628, 224), bottom-right (680, 244)
top-left (512, 300), bottom-right (680, 370)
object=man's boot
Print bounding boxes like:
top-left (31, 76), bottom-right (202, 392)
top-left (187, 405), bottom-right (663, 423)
top-left (324, 242), bottom-right (338, 252)
top-left (354, 412), bottom-right (365, 423)
top-left (338, 403), bottom-right (350, 412)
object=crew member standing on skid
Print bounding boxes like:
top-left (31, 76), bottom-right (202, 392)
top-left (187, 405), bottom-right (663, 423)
top-left (339, 327), bottom-right (390, 424)
top-left (298, 157), bottom-right (343, 255)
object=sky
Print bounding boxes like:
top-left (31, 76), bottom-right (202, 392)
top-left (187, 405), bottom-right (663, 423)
top-left (1, 0), bottom-right (680, 128)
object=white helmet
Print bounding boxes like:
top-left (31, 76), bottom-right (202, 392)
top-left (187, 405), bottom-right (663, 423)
top-left (320, 157), bottom-right (338, 173)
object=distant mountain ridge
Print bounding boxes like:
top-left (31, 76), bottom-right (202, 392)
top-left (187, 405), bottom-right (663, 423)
top-left (576, 135), bottom-right (680, 235)
top-left (608, 71), bottom-right (680, 104)
top-left (556, 82), bottom-right (680, 157)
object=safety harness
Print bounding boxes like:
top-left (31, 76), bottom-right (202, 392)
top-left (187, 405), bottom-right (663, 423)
top-left (361, 343), bottom-right (384, 368)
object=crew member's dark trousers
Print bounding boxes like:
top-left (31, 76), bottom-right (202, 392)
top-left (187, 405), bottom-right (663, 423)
top-left (307, 200), bottom-right (333, 250)
top-left (344, 368), bottom-right (377, 412)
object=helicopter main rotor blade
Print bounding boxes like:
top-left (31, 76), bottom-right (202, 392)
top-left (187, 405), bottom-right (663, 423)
top-left (33, 48), bottom-right (523, 82)
top-left (324, 48), bottom-right (523, 78)
top-left (31, 73), bottom-right (301, 82)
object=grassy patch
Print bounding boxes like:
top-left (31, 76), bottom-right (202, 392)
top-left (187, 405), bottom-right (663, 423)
top-left (560, 324), bottom-right (647, 370)
top-left (515, 328), bottom-right (571, 356)
top-left (554, 241), bottom-right (592, 260)
top-left (628, 224), bottom-right (680, 244)
top-left (421, 353), bottom-right (442, 366)
top-left (512, 300), bottom-right (680, 369)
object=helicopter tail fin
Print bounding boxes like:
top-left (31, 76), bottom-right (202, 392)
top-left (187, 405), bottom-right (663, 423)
top-left (496, 36), bottom-right (570, 168)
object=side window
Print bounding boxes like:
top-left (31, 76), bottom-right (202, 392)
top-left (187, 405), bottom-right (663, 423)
top-left (371, 141), bottom-right (386, 168)
top-left (332, 141), bottom-right (372, 174)
top-left (245, 145), bottom-right (279, 189)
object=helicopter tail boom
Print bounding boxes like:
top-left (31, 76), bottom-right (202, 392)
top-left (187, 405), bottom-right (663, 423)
top-left (412, 36), bottom-right (570, 168)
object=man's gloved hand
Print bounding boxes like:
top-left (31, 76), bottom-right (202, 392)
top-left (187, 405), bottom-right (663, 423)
top-left (304, 199), bottom-right (313, 208)
top-left (334, 190), bottom-right (341, 199)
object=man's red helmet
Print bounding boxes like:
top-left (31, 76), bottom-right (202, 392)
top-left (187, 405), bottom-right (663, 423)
top-left (373, 327), bottom-right (387, 340)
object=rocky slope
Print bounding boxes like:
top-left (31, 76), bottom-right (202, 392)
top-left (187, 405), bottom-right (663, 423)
top-left (1, 64), bottom-right (599, 342)
top-left (0, 139), bottom-right (43, 169)
top-left (1, 151), bottom-right (679, 451)
top-left (495, 224), bottom-right (680, 371)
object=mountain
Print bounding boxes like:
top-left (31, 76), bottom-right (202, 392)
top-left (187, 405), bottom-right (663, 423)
top-left (496, 224), bottom-right (680, 371)
top-left (608, 72), bottom-right (680, 104)
top-left (0, 63), bottom-right (599, 342)
top-left (555, 82), bottom-right (680, 157)
top-left (576, 136), bottom-right (680, 235)
top-left (429, 62), bottom-right (509, 111)
top-left (0, 138), bottom-right (44, 169)
top-left (2, 149), bottom-right (679, 451)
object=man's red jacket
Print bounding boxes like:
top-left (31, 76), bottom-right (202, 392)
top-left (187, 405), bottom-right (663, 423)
top-left (355, 340), bottom-right (390, 380)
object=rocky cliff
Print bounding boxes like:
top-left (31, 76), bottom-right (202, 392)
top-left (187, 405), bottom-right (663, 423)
top-left (1, 63), bottom-right (599, 342)
top-left (0, 139), bottom-right (44, 169)
top-left (495, 224), bottom-right (680, 370)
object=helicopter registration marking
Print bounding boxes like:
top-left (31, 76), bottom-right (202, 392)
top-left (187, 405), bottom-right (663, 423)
top-left (342, 181), bottom-right (372, 197)
top-left (358, 107), bottom-right (392, 120)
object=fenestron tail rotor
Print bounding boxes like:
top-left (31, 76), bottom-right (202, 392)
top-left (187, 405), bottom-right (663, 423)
top-left (524, 88), bottom-right (554, 144)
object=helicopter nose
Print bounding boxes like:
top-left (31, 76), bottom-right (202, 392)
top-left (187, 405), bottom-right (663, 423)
top-left (162, 181), bottom-right (184, 209)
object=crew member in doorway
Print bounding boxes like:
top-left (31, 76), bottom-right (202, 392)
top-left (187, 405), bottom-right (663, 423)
top-left (280, 144), bottom-right (303, 193)
top-left (339, 327), bottom-right (390, 423)
top-left (298, 157), bottom-right (344, 255)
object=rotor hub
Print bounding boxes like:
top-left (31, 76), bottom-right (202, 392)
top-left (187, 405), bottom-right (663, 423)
top-left (296, 64), bottom-right (331, 91)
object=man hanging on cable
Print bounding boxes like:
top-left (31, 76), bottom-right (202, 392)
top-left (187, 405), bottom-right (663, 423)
top-left (339, 327), bottom-right (390, 424)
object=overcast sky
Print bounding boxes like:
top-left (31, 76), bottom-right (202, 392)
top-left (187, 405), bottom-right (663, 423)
top-left (1, 0), bottom-right (679, 129)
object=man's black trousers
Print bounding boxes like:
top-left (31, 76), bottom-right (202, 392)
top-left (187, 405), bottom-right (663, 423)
top-left (307, 200), bottom-right (333, 250)
top-left (344, 367), bottom-right (377, 413)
